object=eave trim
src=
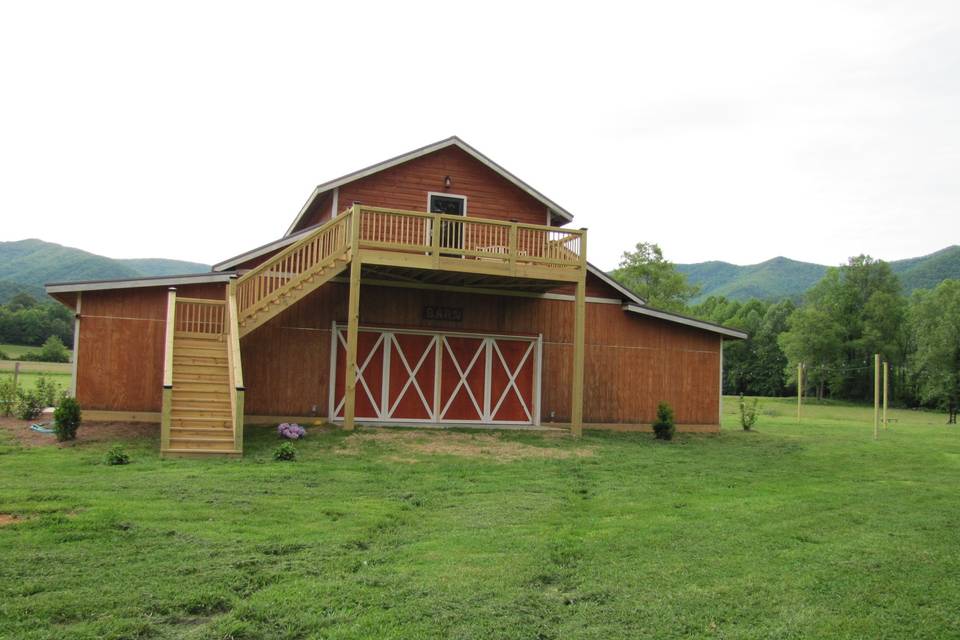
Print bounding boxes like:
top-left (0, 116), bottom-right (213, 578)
top-left (623, 304), bottom-right (748, 339)
top-left (45, 272), bottom-right (236, 294)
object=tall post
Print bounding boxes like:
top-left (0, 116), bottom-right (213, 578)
top-left (161, 287), bottom-right (177, 452)
top-left (883, 360), bottom-right (889, 430)
top-left (570, 229), bottom-right (587, 437)
top-left (873, 353), bottom-right (880, 440)
top-left (69, 292), bottom-right (82, 397)
top-left (343, 206), bottom-right (363, 431)
top-left (797, 362), bottom-right (803, 424)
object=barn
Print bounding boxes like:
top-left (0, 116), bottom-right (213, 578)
top-left (46, 137), bottom-right (745, 457)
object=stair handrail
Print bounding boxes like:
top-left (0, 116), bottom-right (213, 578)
top-left (235, 210), bottom-right (354, 319)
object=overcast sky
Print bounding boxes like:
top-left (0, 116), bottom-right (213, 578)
top-left (1, 1), bottom-right (957, 271)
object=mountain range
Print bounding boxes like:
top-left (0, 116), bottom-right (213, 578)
top-left (677, 245), bottom-right (960, 302)
top-left (0, 239), bottom-right (209, 303)
top-left (2, 238), bottom-right (958, 306)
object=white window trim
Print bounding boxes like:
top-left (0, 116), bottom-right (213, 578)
top-left (427, 191), bottom-right (468, 217)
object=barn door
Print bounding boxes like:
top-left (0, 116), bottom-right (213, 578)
top-left (331, 325), bottom-right (539, 425)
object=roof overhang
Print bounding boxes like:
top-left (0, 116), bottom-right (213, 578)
top-left (212, 225), bottom-right (318, 272)
top-left (623, 304), bottom-right (748, 339)
top-left (587, 263), bottom-right (646, 305)
top-left (45, 272), bottom-right (236, 294)
top-left (284, 136), bottom-right (576, 236)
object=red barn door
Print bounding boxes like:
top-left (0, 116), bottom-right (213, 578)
top-left (331, 325), bottom-right (539, 425)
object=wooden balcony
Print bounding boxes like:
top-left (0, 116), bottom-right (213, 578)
top-left (354, 205), bottom-right (587, 282)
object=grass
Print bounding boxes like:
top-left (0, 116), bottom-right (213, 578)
top-left (0, 397), bottom-right (958, 639)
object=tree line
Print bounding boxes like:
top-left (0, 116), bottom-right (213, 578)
top-left (0, 293), bottom-right (74, 349)
top-left (612, 243), bottom-right (960, 415)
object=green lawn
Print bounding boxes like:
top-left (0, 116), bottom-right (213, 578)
top-left (0, 398), bottom-right (958, 639)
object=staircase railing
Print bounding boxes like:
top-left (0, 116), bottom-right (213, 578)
top-left (236, 210), bottom-right (353, 322)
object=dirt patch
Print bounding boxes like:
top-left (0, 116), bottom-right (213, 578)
top-left (0, 513), bottom-right (23, 526)
top-left (0, 417), bottom-right (157, 448)
top-left (338, 429), bottom-right (593, 462)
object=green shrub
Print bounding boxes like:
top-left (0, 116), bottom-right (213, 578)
top-left (54, 396), bottom-right (82, 442)
top-left (652, 401), bottom-right (675, 440)
top-left (104, 444), bottom-right (129, 465)
top-left (739, 394), bottom-right (759, 431)
top-left (273, 442), bottom-right (296, 461)
top-left (15, 388), bottom-right (44, 421)
top-left (0, 377), bottom-right (15, 417)
top-left (0, 348), bottom-right (9, 360)
top-left (21, 336), bottom-right (71, 363)
top-left (34, 375), bottom-right (62, 407)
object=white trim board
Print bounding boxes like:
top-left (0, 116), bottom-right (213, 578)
top-left (46, 272), bottom-right (235, 294)
top-left (623, 304), bottom-right (748, 339)
top-left (284, 136), bottom-right (575, 236)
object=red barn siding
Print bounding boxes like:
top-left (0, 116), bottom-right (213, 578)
top-left (293, 146), bottom-right (552, 233)
top-left (240, 283), bottom-right (720, 425)
top-left (75, 282), bottom-right (226, 411)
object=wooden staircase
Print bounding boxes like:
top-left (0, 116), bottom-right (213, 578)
top-left (159, 212), bottom-right (354, 458)
top-left (165, 334), bottom-right (240, 456)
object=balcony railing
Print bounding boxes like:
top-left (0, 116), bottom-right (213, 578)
top-left (356, 206), bottom-right (585, 268)
top-left (235, 205), bottom-right (586, 323)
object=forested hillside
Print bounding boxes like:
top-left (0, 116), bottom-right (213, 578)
top-left (0, 239), bottom-right (209, 302)
top-left (677, 245), bottom-right (960, 302)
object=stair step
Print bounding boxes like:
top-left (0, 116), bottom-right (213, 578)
top-left (171, 398), bottom-right (232, 408)
top-left (171, 382), bottom-right (230, 393)
top-left (171, 410), bottom-right (233, 420)
top-left (171, 417), bottom-right (232, 428)
top-left (171, 427), bottom-right (234, 438)
top-left (173, 356), bottom-right (228, 367)
top-left (174, 373), bottom-right (230, 383)
top-left (172, 392), bottom-right (232, 402)
top-left (162, 448), bottom-right (242, 458)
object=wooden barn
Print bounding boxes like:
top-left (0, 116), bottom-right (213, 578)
top-left (46, 137), bottom-right (745, 457)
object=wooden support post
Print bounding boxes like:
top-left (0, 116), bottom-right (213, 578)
top-left (70, 292), bottom-right (81, 397)
top-left (873, 353), bottom-right (880, 440)
top-left (343, 208), bottom-right (363, 431)
top-left (12, 361), bottom-right (20, 395)
top-left (431, 213), bottom-right (441, 268)
top-left (570, 274), bottom-right (586, 437)
top-left (797, 363), bottom-right (803, 424)
top-left (161, 287), bottom-right (177, 452)
top-left (883, 360), bottom-right (889, 430)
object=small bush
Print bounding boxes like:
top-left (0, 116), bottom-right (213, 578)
top-left (277, 422), bottom-right (306, 439)
top-left (15, 388), bottom-right (44, 421)
top-left (21, 336), bottom-right (71, 363)
top-left (54, 396), bottom-right (82, 442)
top-left (104, 444), bottom-right (130, 465)
top-left (0, 377), bottom-right (15, 417)
top-left (35, 374), bottom-right (65, 407)
top-left (652, 401), bottom-right (675, 440)
top-left (739, 394), bottom-right (759, 431)
top-left (0, 348), bottom-right (9, 360)
top-left (273, 442), bottom-right (296, 461)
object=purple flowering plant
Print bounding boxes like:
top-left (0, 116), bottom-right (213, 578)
top-left (277, 422), bottom-right (306, 440)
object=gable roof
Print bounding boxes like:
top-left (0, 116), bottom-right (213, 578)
top-left (284, 136), bottom-right (575, 236)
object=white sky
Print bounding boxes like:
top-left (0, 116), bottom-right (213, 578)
top-left (1, 1), bottom-right (958, 271)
